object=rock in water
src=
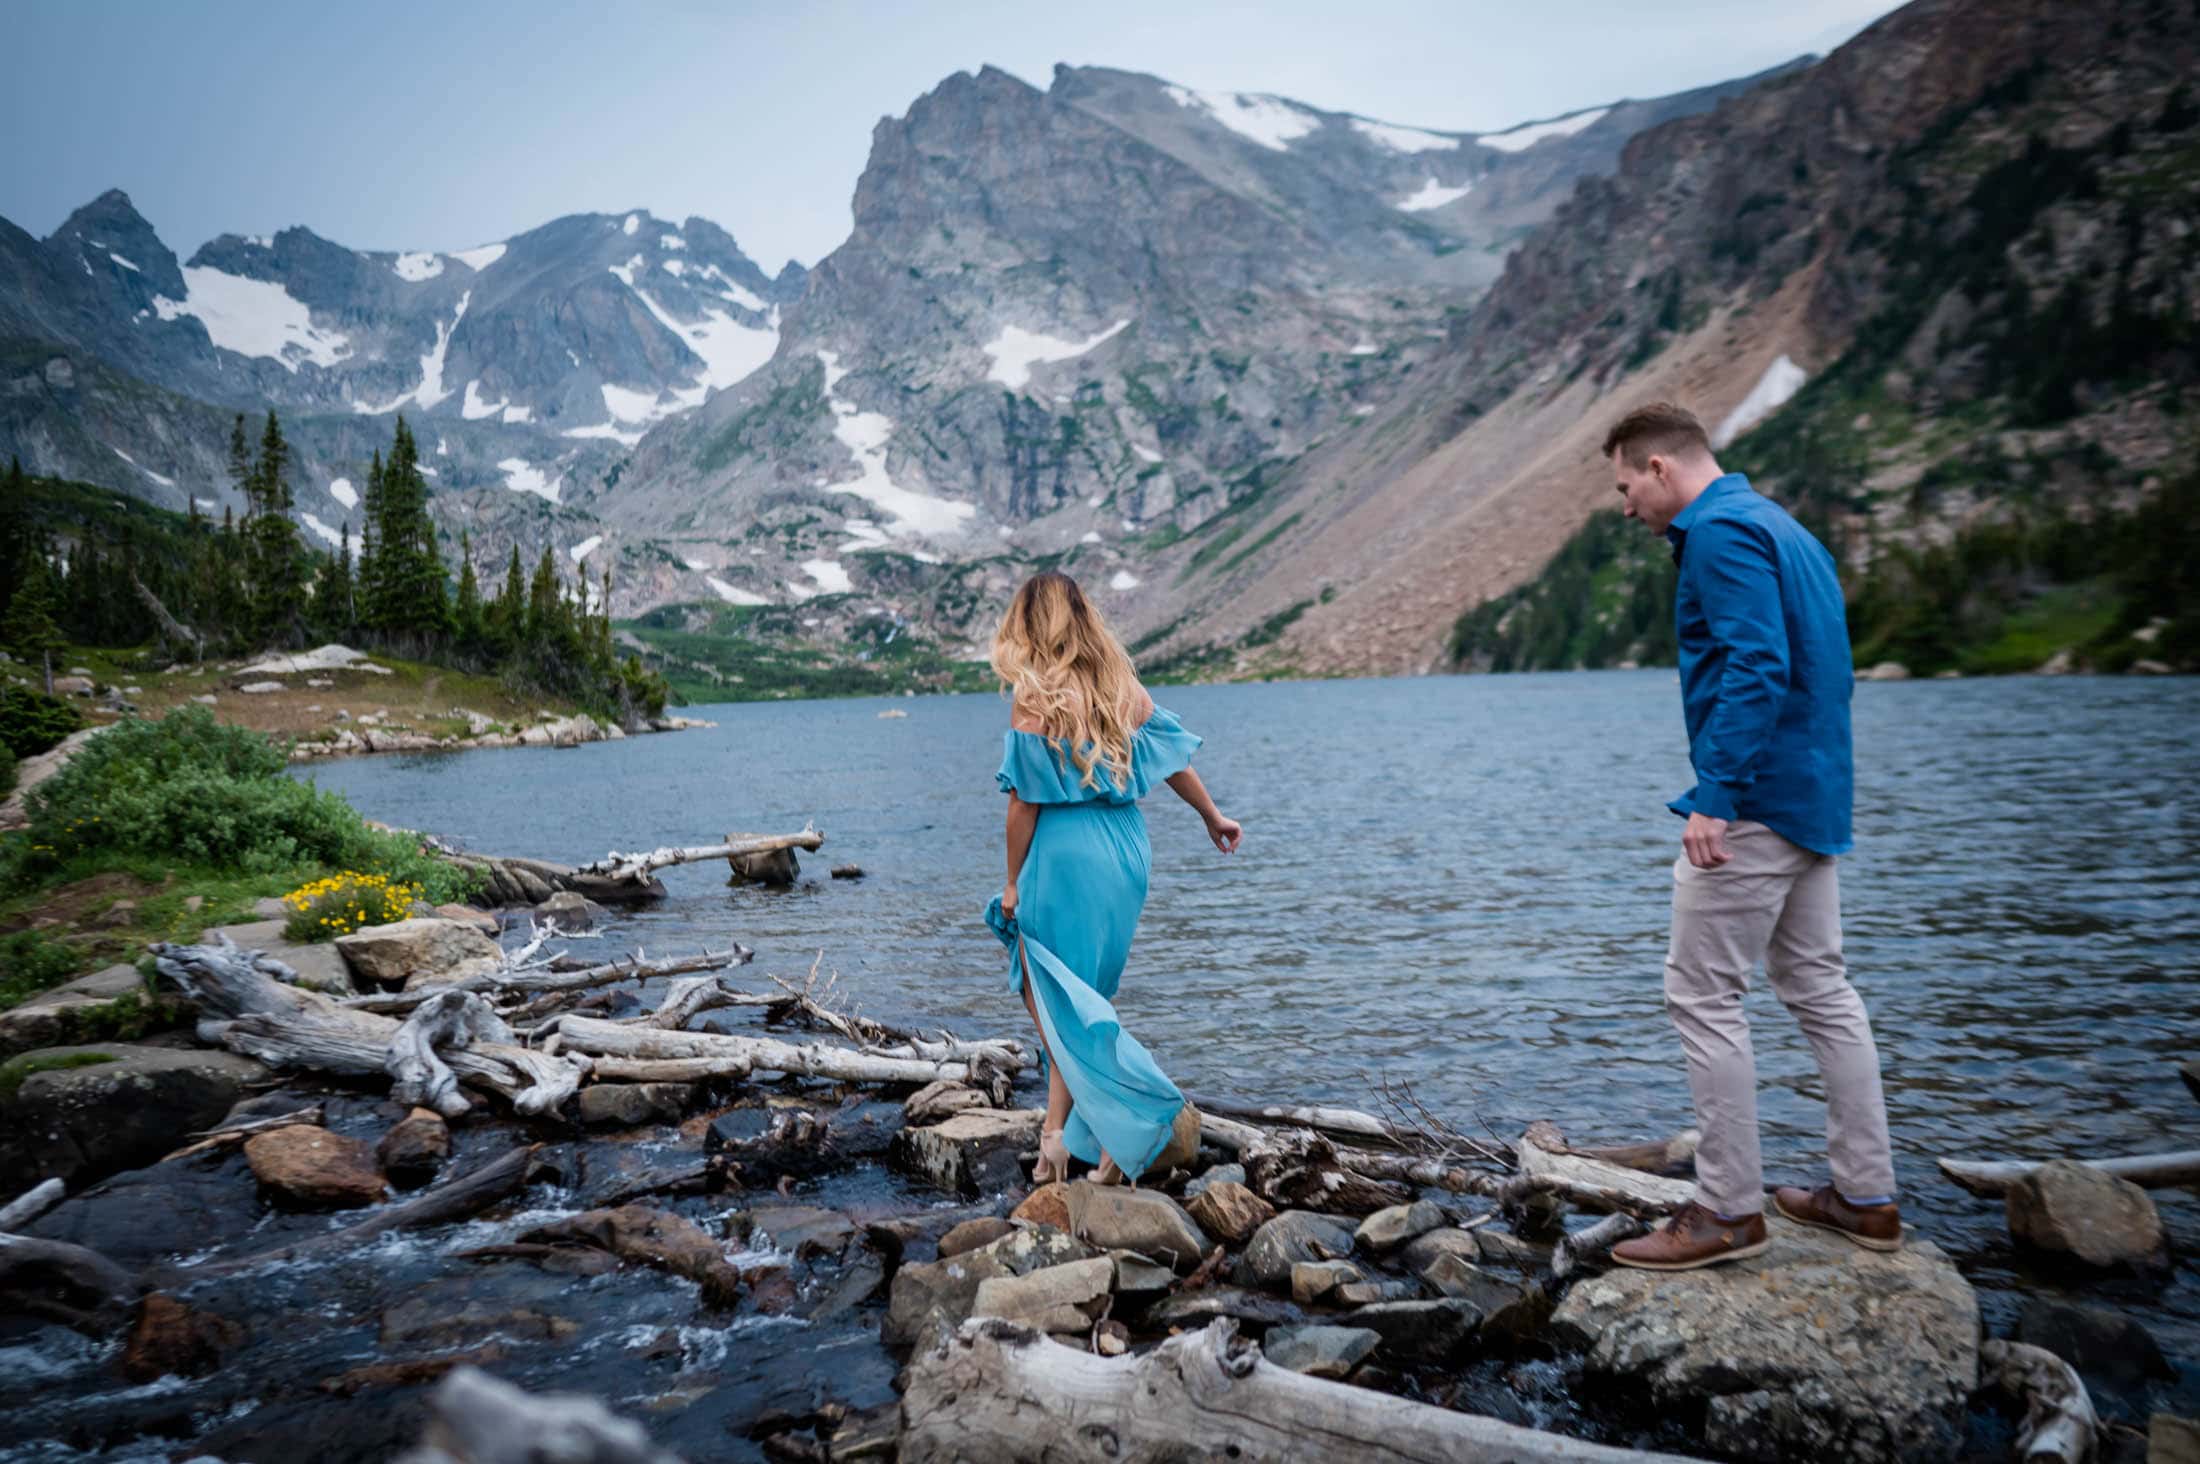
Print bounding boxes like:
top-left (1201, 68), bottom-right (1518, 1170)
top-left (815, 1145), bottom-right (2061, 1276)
top-left (2005, 1159), bottom-right (2170, 1270)
top-left (726, 831), bottom-right (799, 885)
top-left (2013, 1297), bottom-right (2175, 1396)
top-left (1550, 1222), bottom-right (1979, 1463)
top-left (2151, 1415), bottom-right (2200, 1464)
top-left (889, 1108), bottom-right (1043, 1196)
top-left (375, 1107), bottom-right (450, 1188)
top-left (121, 1293), bottom-right (244, 1382)
top-left (244, 1125), bottom-right (387, 1209)
top-left (0, 1044), bottom-right (269, 1187)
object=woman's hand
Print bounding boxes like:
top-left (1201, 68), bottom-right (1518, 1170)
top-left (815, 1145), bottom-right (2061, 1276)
top-left (1205, 813), bottom-right (1242, 854)
top-left (1000, 883), bottom-right (1019, 921)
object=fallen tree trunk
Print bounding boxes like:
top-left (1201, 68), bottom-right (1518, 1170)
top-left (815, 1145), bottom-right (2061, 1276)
top-left (161, 1145), bottom-right (535, 1283)
top-left (1551, 1213), bottom-right (1645, 1281)
top-left (131, 573), bottom-right (204, 662)
top-left (345, 948), bottom-right (751, 1016)
top-left (574, 829), bottom-right (825, 885)
top-left (901, 1317), bottom-right (1702, 1463)
top-left (1980, 1339), bottom-right (2097, 1464)
top-left (1183, 1094), bottom-right (1439, 1152)
top-left (550, 1014), bottom-right (1021, 1099)
top-left (766, 972), bottom-right (1030, 1069)
top-left (438, 851), bottom-right (669, 908)
top-left (1937, 1149), bottom-right (2200, 1197)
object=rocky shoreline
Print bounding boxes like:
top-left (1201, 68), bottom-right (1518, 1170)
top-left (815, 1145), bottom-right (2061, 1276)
top-left (2, 867), bottom-right (2190, 1464)
top-left (282, 709), bottom-right (716, 762)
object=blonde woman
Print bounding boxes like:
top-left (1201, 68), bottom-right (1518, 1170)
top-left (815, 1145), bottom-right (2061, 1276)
top-left (986, 571), bottom-right (1242, 1185)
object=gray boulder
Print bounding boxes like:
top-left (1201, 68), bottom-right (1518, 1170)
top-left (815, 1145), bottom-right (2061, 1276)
top-left (2005, 1159), bottom-right (2170, 1270)
top-left (1551, 1221), bottom-right (1979, 1463)
top-left (0, 965), bottom-right (190, 1059)
top-left (1241, 1209), bottom-right (1357, 1289)
top-left (1348, 1298), bottom-right (1478, 1360)
top-left (882, 1223), bottom-right (1092, 1347)
top-left (333, 917), bottom-right (503, 990)
top-left (0, 1043), bottom-right (270, 1188)
top-left (1262, 1324), bottom-right (1381, 1379)
top-left (1066, 1181), bottom-right (1208, 1271)
top-left (1355, 1199), bottom-right (1445, 1252)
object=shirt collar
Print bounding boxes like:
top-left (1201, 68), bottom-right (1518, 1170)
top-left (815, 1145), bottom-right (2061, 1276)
top-left (1665, 472), bottom-right (1750, 558)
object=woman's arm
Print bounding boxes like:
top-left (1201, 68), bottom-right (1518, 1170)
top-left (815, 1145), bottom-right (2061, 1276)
top-left (1166, 767), bottom-right (1242, 854)
top-left (1003, 791), bottom-right (1038, 917)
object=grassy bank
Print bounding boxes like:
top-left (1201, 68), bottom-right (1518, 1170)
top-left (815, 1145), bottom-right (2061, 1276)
top-left (617, 600), bottom-right (993, 703)
top-left (0, 706), bottom-right (473, 1014)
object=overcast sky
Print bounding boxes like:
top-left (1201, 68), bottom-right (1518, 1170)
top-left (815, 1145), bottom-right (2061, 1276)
top-left (3, 0), bottom-right (1904, 272)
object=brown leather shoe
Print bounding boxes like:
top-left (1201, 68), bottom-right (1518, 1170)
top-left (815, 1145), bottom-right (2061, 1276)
top-left (1610, 1202), bottom-right (1769, 1271)
top-left (1773, 1184), bottom-right (1903, 1251)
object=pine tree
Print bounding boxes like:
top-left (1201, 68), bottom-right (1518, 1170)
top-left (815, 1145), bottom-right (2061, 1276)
top-left (357, 449), bottom-right (386, 630)
top-left (528, 545), bottom-right (562, 640)
top-left (487, 544), bottom-right (525, 655)
top-left (454, 530), bottom-right (484, 654)
top-left (227, 415), bottom-right (251, 507)
top-left (316, 529), bottom-right (356, 641)
top-left (0, 456), bottom-right (29, 622)
top-left (1, 540), bottom-right (66, 694)
top-left (245, 411), bottom-right (308, 647)
top-left (374, 418), bottom-right (450, 641)
top-left (598, 567), bottom-right (614, 655)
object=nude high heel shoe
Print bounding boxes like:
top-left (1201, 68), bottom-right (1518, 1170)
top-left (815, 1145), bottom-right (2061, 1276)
top-left (1033, 1127), bottom-right (1072, 1185)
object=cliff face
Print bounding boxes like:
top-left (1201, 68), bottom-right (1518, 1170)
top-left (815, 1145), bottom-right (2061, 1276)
top-left (1143, 0), bottom-right (2200, 679)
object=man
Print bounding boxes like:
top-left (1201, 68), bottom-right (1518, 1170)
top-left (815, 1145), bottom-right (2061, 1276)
top-left (1599, 402), bottom-right (1902, 1272)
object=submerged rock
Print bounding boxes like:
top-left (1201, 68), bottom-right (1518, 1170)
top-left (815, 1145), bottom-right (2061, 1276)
top-left (2013, 1297), bottom-right (2176, 1395)
top-left (741, 1203), bottom-right (856, 1260)
top-left (520, 1205), bottom-right (743, 1307)
top-left (2005, 1159), bottom-right (2170, 1270)
top-left (1550, 1221), bottom-right (1978, 1463)
top-left (576, 1082), bottom-right (692, 1128)
top-left (121, 1293), bottom-right (245, 1382)
top-left (243, 1125), bottom-right (386, 1209)
top-left (1350, 1298), bottom-right (1479, 1360)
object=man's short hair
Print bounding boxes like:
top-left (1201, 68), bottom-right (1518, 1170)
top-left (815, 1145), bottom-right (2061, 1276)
top-left (1601, 403), bottom-right (1712, 469)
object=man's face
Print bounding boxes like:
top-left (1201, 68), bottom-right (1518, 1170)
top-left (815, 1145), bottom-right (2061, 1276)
top-left (1612, 451), bottom-right (1680, 534)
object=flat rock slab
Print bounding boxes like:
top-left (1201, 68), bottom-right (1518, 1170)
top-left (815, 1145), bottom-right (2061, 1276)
top-left (1066, 1181), bottom-right (1208, 1271)
top-left (1551, 1220), bottom-right (1979, 1463)
top-left (884, 1223), bottom-right (1093, 1348)
top-left (0, 965), bottom-right (190, 1058)
top-left (0, 1043), bottom-right (270, 1189)
top-left (889, 1108), bottom-right (1043, 1196)
top-left (1263, 1323), bottom-right (1381, 1379)
top-left (972, 1255), bottom-right (1114, 1332)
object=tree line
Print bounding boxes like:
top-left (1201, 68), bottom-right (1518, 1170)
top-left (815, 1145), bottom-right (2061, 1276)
top-left (0, 412), bottom-right (667, 724)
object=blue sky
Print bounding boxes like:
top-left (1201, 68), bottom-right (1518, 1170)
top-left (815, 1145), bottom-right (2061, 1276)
top-left (3, 0), bottom-right (1903, 272)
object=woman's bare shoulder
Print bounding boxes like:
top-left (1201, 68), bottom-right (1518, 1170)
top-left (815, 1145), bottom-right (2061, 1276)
top-left (1130, 683), bottom-right (1156, 723)
top-left (1009, 700), bottom-right (1046, 733)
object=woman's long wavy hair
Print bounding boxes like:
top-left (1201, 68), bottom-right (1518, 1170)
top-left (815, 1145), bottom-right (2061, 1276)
top-left (991, 571), bottom-right (1144, 791)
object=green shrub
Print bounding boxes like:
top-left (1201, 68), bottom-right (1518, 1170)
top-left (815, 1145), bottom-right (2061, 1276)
top-left (0, 929), bottom-right (87, 1009)
top-left (0, 744), bottom-right (15, 798)
top-left (0, 684), bottom-right (84, 759)
top-left (23, 706), bottom-right (472, 901)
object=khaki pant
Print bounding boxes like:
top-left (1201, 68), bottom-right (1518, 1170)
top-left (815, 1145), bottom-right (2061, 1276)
top-left (1664, 820), bottom-right (1896, 1217)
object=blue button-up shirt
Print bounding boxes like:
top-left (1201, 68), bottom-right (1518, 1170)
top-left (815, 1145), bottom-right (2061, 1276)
top-left (1664, 473), bottom-right (1854, 856)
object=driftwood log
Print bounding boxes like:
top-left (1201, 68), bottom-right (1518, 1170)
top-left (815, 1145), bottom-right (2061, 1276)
top-left (388, 991), bottom-right (516, 1117)
top-left (1938, 1149), bottom-right (2200, 1197)
top-left (344, 948), bottom-right (751, 1017)
top-left (1550, 1213), bottom-right (1646, 1280)
top-left (131, 573), bottom-right (204, 661)
top-left (0, 1178), bottom-right (66, 1232)
top-left (573, 829), bottom-right (826, 886)
top-left (160, 1105), bottom-right (326, 1163)
top-left (153, 934), bottom-right (589, 1115)
top-left (396, 1364), bottom-right (685, 1464)
top-left (550, 1014), bottom-right (1025, 1100)
top-left (901, 1318), bottom-right (1702, 1464)
top-left (438, 851), bottom-right (668, 907)
top-left (1981, 1339), bottom-right (2098, 1464)
top-left (0, 1232), bottom-right (137, 1335)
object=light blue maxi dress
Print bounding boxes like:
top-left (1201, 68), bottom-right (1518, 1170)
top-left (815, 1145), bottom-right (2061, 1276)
top-left (984, 707), bottom-right (1202, 1180)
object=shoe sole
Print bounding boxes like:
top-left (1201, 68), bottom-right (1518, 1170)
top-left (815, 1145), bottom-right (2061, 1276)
top-left (1609, 1238), bottom-right (1770, 1272)
top-left (1772, 1195), bottom-right (1904, 1251)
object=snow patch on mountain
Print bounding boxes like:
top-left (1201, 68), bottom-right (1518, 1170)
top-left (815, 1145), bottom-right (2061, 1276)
top-left (302, 513), bottom-right (363, 558)
top-left (328, 477), bottom-right (357, 509)
top-left (791, 559), bottom-right (853, 597)
top-left (982, 319), bottom-right (1131, 390)
top-left (1109, 570), bottom-right (1141, 590)
top-left (1350, 118), bottom-right (1460, 153)
top-left (1713, 354), bottom-right (1808, 448)
top-left (354, 290), bottom-right (468, 415)
top-left (498, 458), bottom-right (559, 503)
top-left (393, 252), bottom-right (443, 282)
top-left (1396, 178), bottom-right (1473, 212)
top-left (563, 421), bottom-right (646, 447)
top-left (705, 575), bottom-right (769, 606)
top-left (1477, 108), bottom-right (1609, 153)
top-left (150, 266), bottom-right (351, 372)
top-left (463, 379), bottom-right (510, 421)
top-left (452, 242), bottom-right (506, 271)
top-left (109, 253), bottom-right (141, 272)
top-left (570, 535), bottom-right (602, 562)
top-left (1163, 86), bottom-right (1317, 151)
top-left (700, 265), bottom-right (765, 312)
top-left (502, 404), bottom-right (532, 424)
top-left (816, 350), bottom-right (977, 538)
top-left (623, 213), bottom-right (641, 236)
top-left (111, 447), bottom-right (174, 488)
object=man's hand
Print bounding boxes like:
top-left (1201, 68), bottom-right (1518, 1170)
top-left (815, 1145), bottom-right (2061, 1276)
top-left (1000, 884), bottom-right (1018, 921)
top-left (1683, 813), bottom-right (1733, 870)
